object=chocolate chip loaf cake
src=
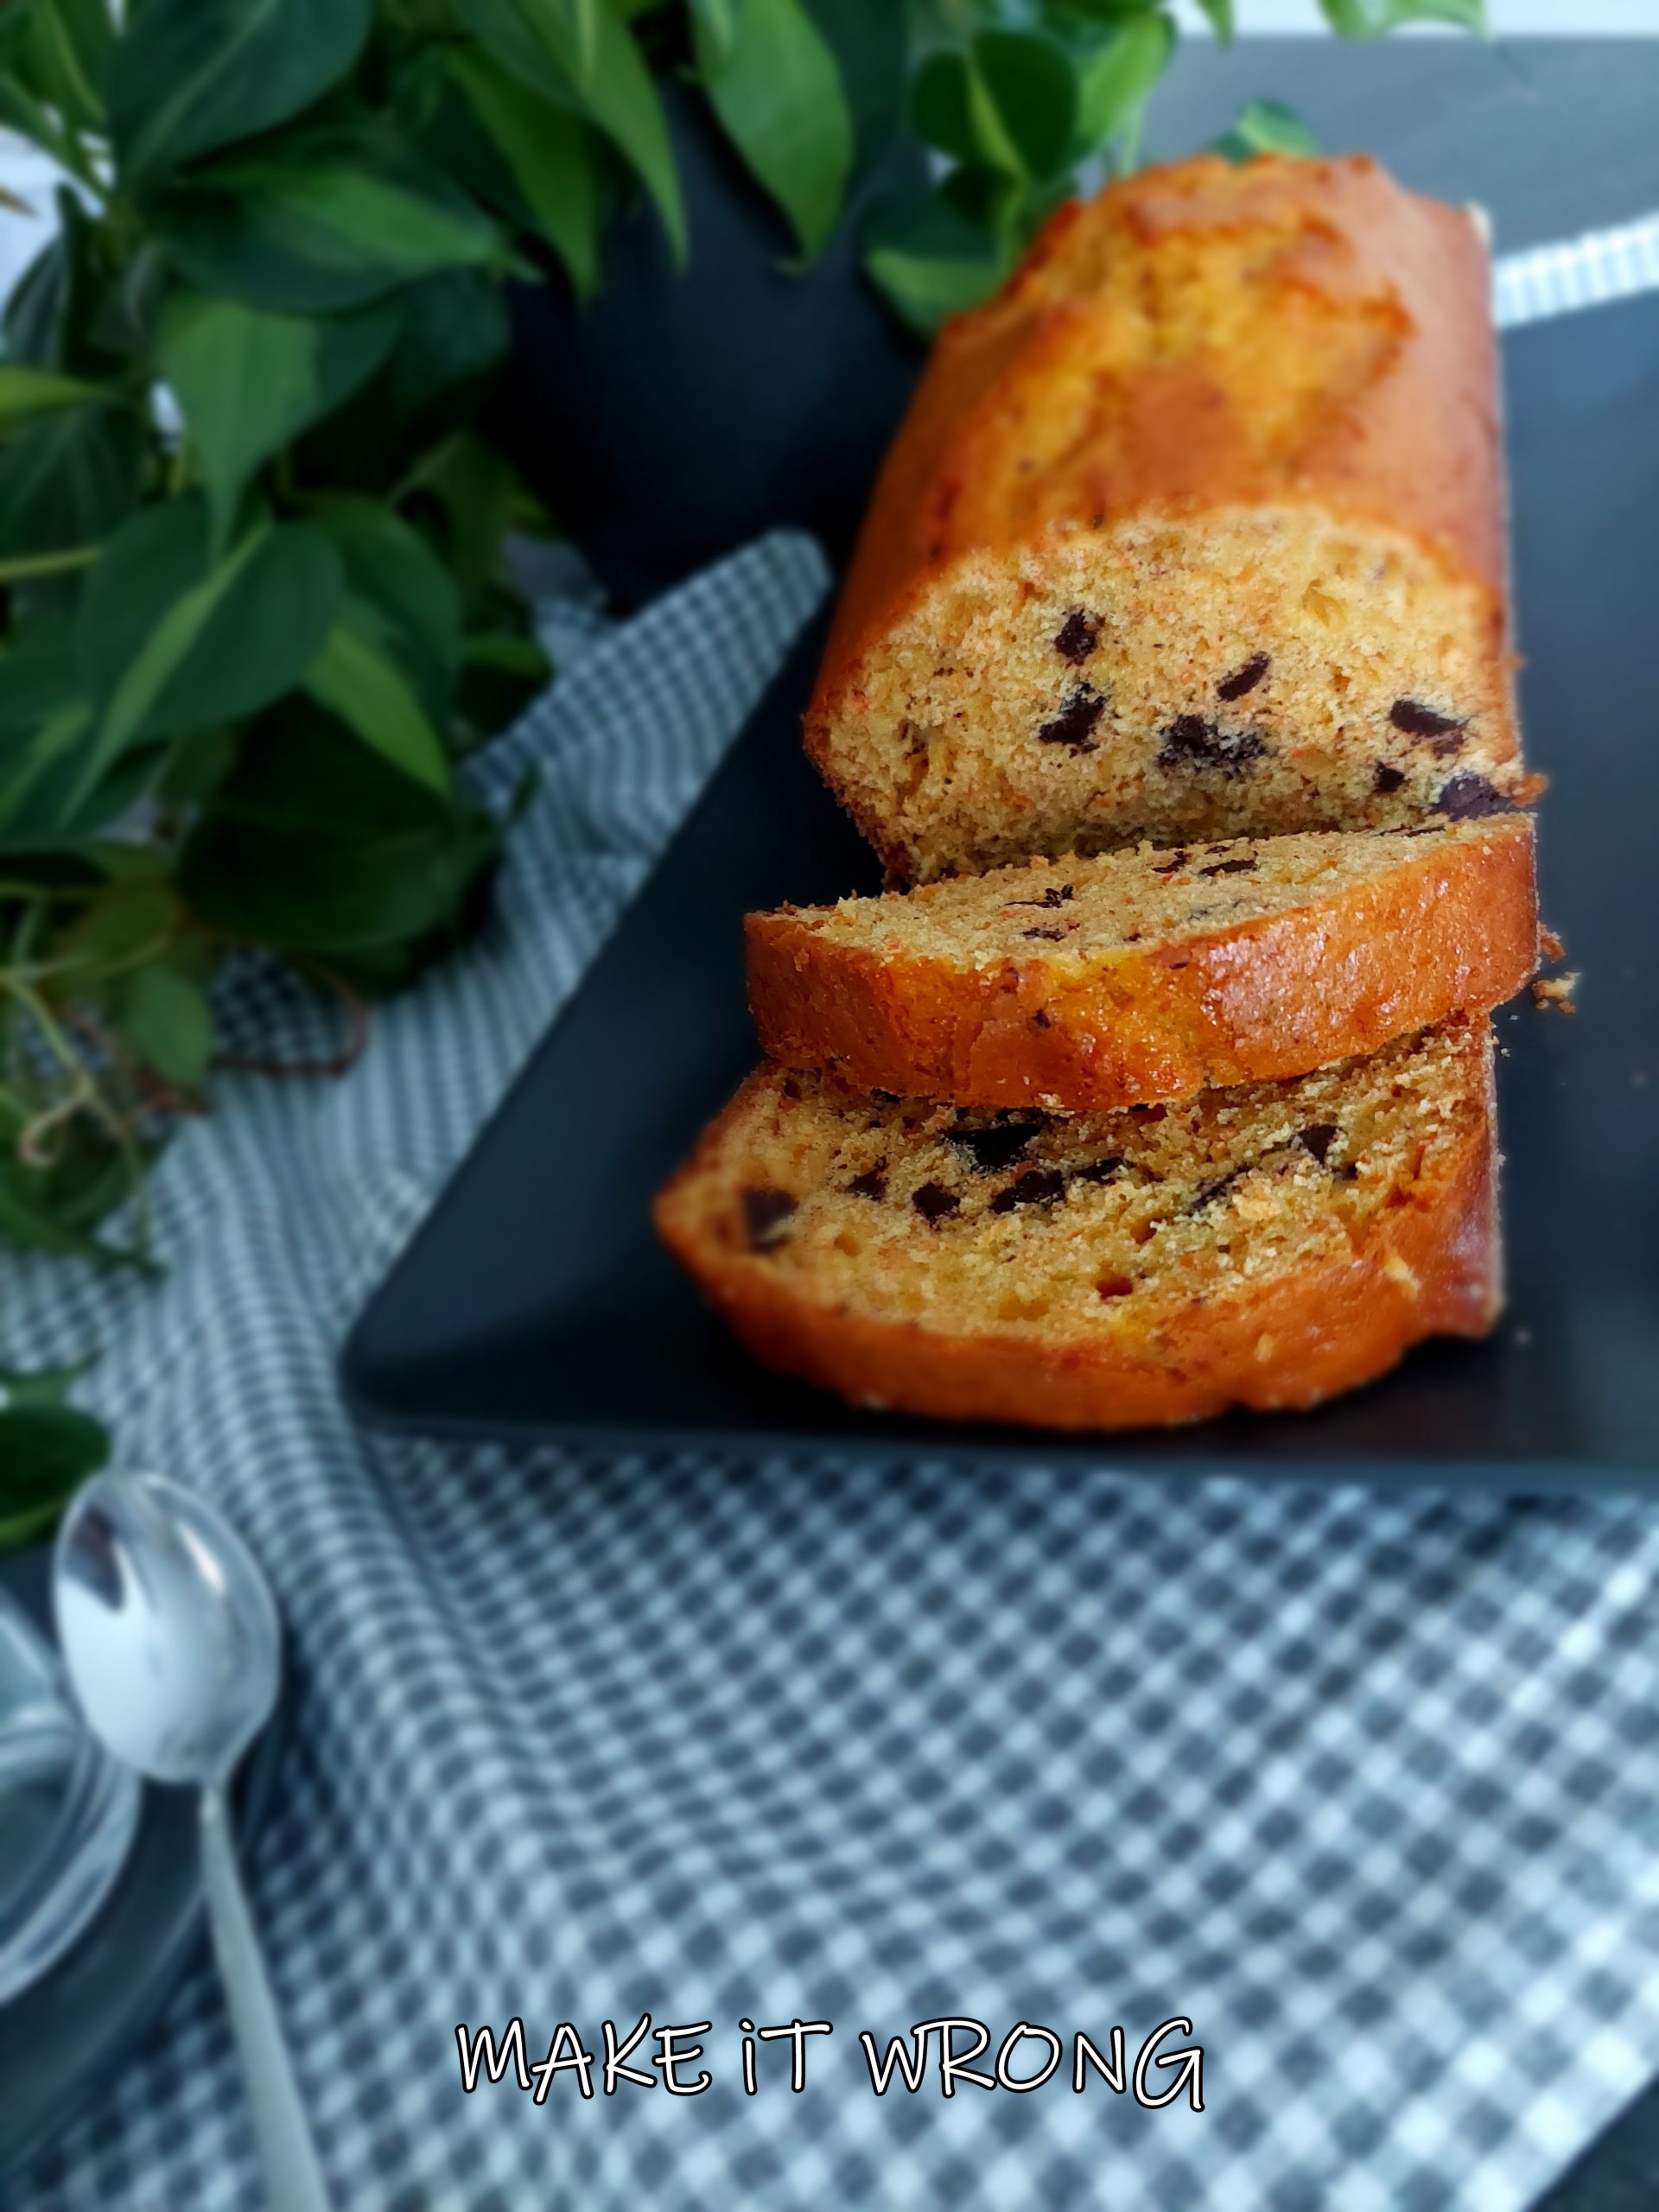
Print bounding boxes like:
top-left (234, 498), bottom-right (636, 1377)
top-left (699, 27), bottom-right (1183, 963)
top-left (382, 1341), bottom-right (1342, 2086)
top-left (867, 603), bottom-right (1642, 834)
top-left (747, 817), bottom-right (1536, 1111)
top-left (654, 1020), bottom-right (1500, 1432)
top-left (805, 153), bottom-right (1535, 884)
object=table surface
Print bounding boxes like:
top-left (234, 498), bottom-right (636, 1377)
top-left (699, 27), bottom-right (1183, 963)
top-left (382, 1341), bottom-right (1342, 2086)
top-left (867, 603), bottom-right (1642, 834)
top-left (1160, 40), bottom-right (1659, 2212)
top-left (1148, 35), bottom-right (1659, 252)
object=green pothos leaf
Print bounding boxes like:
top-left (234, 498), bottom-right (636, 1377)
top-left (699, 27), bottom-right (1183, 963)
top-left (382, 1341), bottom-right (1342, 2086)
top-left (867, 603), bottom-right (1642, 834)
top-left (110, 0), bottom-right (373, 184)
top-left (157, 292), bottom-right (401, 550)
top-left (0, 1403), bottom-right (111, 1550)
top-left (692, 0), bottom-right (855, 260)
top-left (1320, 0), bottom-right (1484, 32)
top-left (116, 962), bottom-right (214, 1089)
top-left (1213, 98), bottom-right (1321, 162)
top-left (446, 49), bottom-right (602, 301)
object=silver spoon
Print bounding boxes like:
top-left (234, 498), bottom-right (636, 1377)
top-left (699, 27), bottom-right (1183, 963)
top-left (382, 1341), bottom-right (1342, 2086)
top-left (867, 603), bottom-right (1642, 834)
top-left (53, 1472), bottom-right (328, 2212)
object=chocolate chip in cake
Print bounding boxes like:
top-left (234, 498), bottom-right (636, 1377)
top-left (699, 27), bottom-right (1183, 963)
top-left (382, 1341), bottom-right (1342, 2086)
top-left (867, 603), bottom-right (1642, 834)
top-left (847, 1162), bottom-right (888, 1200)
top-left (1156, 715), bottom-right (1268, 773)
top-left (1297, 1123), bottom-right (1339, 1166)
top-left (1073, 1154), bottom-right (1130, 1185)
top-left (1200, 855), bottom-right (1258, 878)
top-left (1391, 699), bottom-right (1468, 747)
top-left (989, 1167), bottom-right (1067, 1214)
top-left (1054, 608), bottom-right (1101, 664)
top-left (1373, 761), bottom-right (1407, 794)
top-left (1217, 652), bottom-right (1270, 702)
top-left (912, 1181), bottom-right (960, 1224)
top-left (946, 1122), bottom-right (1037, 1173)
top-left (1007, 885), bottom-right (1075, 910)
top-left (1189, 1166), bottom-right (1248, 1213)
top-left (741, 1185), bottom-right (798, 1249)
top-left (1031, 1008), bottom-right (1052, 1029)
top-left (1038, 684), bottom-right (1106, 752)
top-left (1436, 772), bottom-right (1517, 821)
top-left (1022, 925), bottom-right (1070, 941)
top-left (1151, 850), bottom-right (1190, 874)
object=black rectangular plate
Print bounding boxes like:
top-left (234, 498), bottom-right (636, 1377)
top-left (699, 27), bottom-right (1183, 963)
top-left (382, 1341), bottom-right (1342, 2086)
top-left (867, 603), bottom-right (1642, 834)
top-left (343, 290), bottom-right (1659, 1493)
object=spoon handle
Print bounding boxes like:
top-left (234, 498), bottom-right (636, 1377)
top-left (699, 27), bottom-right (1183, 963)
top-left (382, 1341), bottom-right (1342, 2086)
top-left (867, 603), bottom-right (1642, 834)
top-left (200, 1785), bottom-right (331, 2212)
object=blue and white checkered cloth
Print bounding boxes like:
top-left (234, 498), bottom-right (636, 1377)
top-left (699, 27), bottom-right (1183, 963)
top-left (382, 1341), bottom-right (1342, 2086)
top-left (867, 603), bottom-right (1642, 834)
top-left (9, 221), bottom-right (1659, 2212)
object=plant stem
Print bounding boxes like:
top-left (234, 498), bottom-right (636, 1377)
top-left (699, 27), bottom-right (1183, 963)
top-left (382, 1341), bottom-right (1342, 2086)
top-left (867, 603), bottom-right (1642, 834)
top-left (0, 545), bottom-right (100, 585)
top-left (0, 970), bottom-right (153, 1262)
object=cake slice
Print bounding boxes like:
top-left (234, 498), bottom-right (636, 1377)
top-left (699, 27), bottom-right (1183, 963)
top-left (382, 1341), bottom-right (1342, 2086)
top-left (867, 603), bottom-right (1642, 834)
top-left (805, 154), bottom-right (1536, 884)
top-left (747, 817), bottom-right (1535, 1111)
top-left (654, 1020), bottom-right (1499, 1433)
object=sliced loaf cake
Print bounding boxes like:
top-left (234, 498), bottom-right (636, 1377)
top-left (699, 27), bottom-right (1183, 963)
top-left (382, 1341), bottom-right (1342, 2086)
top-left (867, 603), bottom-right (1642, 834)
top-left (654, 1020), bottom-right (1499, 1432)
top-left (747, 817), bottom-right (1535, 1110)
top-left (805, 154), bottom-right (1535, 884)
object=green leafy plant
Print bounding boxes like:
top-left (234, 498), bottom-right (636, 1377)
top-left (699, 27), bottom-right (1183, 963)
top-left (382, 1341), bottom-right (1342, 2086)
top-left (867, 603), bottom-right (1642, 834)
top-left (0, 1360), bottom-right (107, 1547)
top-left (867, 0), bottom-right (1485, 334)
top-left (1, 0), bottom-right (1484, 1545)
top-left (0, 0), bottom-right (900, 1541)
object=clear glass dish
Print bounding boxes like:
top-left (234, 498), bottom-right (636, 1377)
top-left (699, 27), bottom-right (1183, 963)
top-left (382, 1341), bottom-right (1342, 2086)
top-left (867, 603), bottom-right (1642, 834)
top-left (0, 1590), bottom-right (140, 2005)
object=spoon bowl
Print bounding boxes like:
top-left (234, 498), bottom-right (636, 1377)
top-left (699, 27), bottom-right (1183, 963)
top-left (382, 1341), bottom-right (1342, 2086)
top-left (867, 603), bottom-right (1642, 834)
top-left (52, 1472), bottom-right (327, 2210)
top-left (54, 1474), bottom-right (279, 1789)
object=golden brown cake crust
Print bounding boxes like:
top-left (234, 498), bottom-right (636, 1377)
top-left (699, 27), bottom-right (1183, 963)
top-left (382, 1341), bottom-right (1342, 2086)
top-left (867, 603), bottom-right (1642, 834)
top-left (653, 1033), bottom-right (1501, 1433)
top-left (810, 153), bottom-right (1504, 741)
top-left (746, 820), bottom-right (1537, 1110)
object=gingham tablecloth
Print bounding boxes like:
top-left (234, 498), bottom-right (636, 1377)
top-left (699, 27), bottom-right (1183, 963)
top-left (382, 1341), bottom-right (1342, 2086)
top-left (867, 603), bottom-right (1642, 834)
top-left (10, 221), bottom-right (1659, 2212)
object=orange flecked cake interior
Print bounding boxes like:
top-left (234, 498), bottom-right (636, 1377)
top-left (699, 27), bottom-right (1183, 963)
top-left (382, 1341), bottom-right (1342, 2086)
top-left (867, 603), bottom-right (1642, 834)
top-left (823, 512), bottom-right (1522, 884)
top-left (760, 818), bottom-right (1526, 969)
top-left (657, 1020), bottom-right (1494, 1355)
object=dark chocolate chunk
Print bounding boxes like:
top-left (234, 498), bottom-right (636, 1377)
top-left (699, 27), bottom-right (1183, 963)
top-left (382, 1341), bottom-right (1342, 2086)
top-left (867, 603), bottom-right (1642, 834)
top-left (1200, 855), bottom-right (1258, 878)
top-left (946, 1122), bottom-right (1036, 1173)
top-left (1373, 761), bottom-right (1407, 795)
top-left (1022, 925), bottom-right (1070, 941)
top-left (1007, 884), bottom-right (1075, 910)
top-left (1054, 608), bottom-right (1101, 664)
top-left (741, 1185), bottom-right (798, 1249)
top-left (1297, 1123), bottom-right (1339, 1167)
top-left (1151, 849), bottom-right (1190, 874)
top-left (847, 1163), bottom-right (888, 1201)
top-left (1189, 1167), bottom-right (1247, 1212)
top-left (912, 1181), bottom-right (960, 1224)
top-left (1031, 1008), bottom-right (1052, 1029)
top-left (1390, 699), bottom-right (1467, 743)
top-left (1217, 652), bottom-right (1270, 702)
top-left (1038, 683), bottom-right (1106, 752)
top-left (1073, 1154), bottom-right (1129, 1185)
top-left (989, 1167), bottom-right (1067, 1214)
top-left (1436, 772), bottom-right (1517, 821)
top-left (1156, 715), bottom-right (1268, 773)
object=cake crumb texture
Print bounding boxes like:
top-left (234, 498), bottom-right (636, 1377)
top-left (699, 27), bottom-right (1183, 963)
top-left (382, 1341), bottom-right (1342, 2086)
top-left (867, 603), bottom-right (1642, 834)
top-left (654, 1020), bottom-right (1500, 1431)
